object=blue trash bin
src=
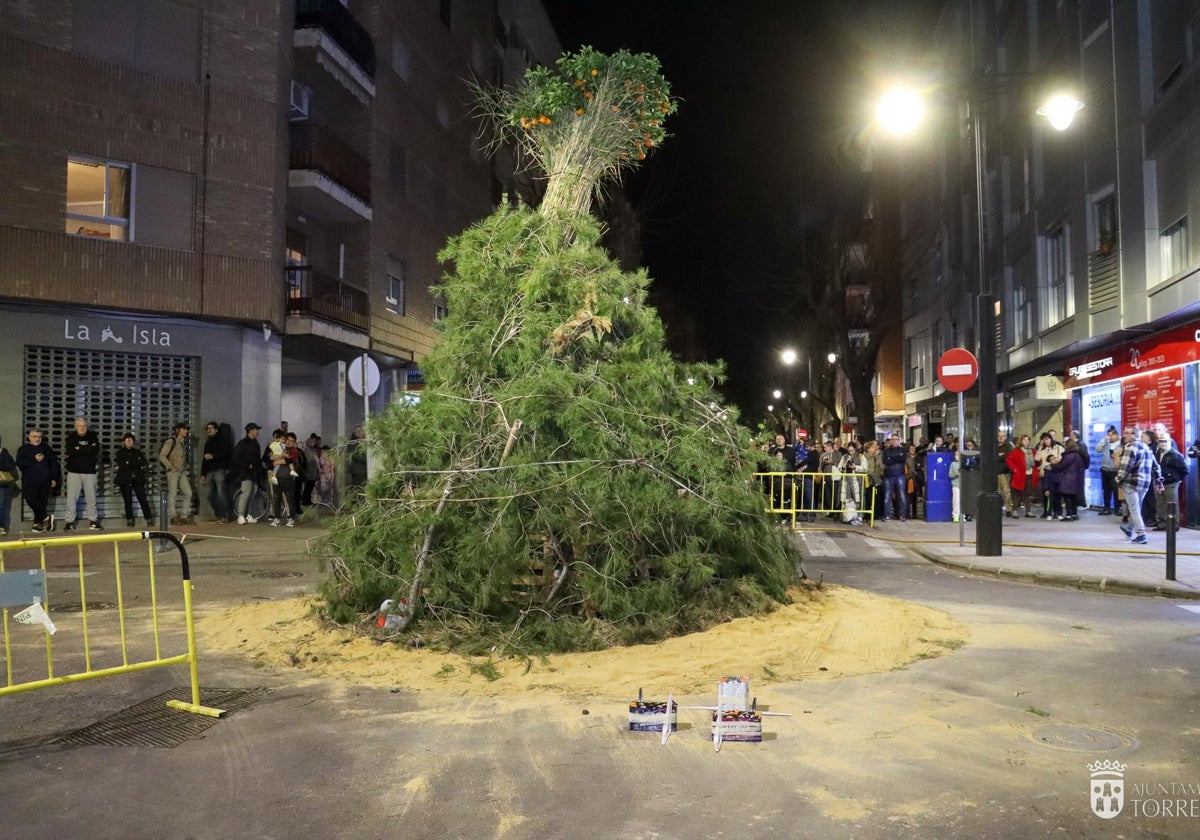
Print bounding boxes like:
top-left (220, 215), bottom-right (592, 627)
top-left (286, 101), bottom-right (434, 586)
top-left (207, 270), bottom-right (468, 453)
top-left (925, 451), bottom-right (953, 522)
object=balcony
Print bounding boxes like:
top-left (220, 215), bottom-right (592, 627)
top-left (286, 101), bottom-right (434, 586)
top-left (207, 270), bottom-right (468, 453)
top-left (286, 265), bottom-right (370, 340)
top-left (288, 121), bottom-right (372, 223)
top-left (294, 0), bottom-right (376, 102)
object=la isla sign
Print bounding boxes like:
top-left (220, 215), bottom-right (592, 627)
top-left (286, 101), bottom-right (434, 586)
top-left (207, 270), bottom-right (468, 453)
top-left (63, 318), bottom-right (171, 347)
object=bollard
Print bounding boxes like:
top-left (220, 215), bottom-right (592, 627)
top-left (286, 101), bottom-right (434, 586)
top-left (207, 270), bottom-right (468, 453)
top-left (157, 491), bottom-right (171, 553)
top-left (1166, 501), bottom-right (1177, 581)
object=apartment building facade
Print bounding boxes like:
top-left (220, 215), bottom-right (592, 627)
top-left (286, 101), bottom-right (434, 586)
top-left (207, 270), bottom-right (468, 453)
top-left (897, 0), bottom-right (1200, 521)
top-left (0, 0), bottom-right (560, 521)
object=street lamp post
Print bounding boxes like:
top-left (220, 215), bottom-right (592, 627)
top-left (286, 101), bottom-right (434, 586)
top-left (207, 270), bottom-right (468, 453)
top-left (877, 80), bottom-right (1082, 557)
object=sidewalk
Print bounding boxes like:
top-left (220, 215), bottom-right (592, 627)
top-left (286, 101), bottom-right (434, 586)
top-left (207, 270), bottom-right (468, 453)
top-left (797, 510), bottom-right (1200, 599)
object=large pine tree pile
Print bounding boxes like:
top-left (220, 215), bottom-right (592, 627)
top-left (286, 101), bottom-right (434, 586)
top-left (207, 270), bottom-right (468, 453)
top-left (318, 49), bottom-right (800, 653)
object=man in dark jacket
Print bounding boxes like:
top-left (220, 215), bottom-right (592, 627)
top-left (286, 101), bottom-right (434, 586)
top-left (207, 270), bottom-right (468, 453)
top-left (200, 421), bottom-right (234, 523)
top-left (16, 428), bottom-right (60, 531)
top-left (1153, 428), bottom-right (1188, 532)
top-left (881, 434), bottom-right (908, 521)
top-left (232, 423), bottom-right (264, 525)
top-left (63, 416), bottom-right (102, 530)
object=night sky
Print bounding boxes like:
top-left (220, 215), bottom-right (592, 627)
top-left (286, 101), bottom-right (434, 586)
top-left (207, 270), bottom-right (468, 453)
top-left (539, 0), bottom-right (943, 417)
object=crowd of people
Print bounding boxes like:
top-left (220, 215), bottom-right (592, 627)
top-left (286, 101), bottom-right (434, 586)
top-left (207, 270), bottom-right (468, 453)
top-left (0, 417), bottom-right (354, 536)
top-left (758, 423), bottom-right (1191, 542)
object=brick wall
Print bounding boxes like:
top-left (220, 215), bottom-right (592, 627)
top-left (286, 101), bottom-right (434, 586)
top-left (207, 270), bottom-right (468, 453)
top-left (0, 3), bottom-right (287, 328)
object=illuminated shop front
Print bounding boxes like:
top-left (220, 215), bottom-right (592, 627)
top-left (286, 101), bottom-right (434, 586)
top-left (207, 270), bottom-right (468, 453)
top-left (1064, 322), bottom-right (1200, 525)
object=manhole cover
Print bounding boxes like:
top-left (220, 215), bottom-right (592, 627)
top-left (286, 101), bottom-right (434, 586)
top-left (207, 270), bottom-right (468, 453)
top-left (247, 570), bottom-right (305, 579)
top-left (53, 601), bottom-right (117, 612)
top-left (1029, 724), bottom-right (1137, 753)
top-left (54, 686), bottom-right (272, 748)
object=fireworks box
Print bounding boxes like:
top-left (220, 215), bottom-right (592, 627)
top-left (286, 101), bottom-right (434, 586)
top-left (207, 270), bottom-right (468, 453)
top-left (718, 675), bottom-right (750, 708)
top-left (711, 709), bottom-right (763, 742)
top-left (628, 690), bottom-right (678, 732)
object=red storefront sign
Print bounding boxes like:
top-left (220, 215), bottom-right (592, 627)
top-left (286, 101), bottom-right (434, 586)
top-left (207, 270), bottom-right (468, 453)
top-left (1064, 322), bottom-right (1200, 389)
top-left (1120, 368), bottom-right (1185, 444)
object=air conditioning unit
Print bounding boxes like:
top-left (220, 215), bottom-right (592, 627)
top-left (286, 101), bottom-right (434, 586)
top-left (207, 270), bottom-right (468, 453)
top-left (289, 81), bottom-right (311, 121)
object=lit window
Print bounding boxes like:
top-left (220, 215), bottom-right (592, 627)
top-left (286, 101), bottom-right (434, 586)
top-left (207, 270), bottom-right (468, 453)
top-left (1161, 217), bottom-right (1188, 279)
top-left (66, 158), bottom-right (131, 240)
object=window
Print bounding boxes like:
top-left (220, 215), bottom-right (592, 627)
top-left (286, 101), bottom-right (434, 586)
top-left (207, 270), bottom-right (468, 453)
top-left (1161, 217), bottom-right (1189, 279)
top-left (67, 158), bottom-right (132, 241)
top-left (1094, 193), bottom-right (1117, 253)
top-left (434, 302), bottom-right (448, 322)
top-left (1041, 224), bottom-right (1074, 328)
top-left (386, 259), bottom-right (406, 316)
top-left (391, 32), bottom-right (412, 80)
top-left (72, 0), bottom-right (200, 83)
top-left (1013, 283), bottom-right (1034, 345)
top-left (905, 333), bottom-right (929, 390)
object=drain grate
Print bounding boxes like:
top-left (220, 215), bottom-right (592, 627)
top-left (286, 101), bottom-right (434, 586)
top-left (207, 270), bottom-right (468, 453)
top-left (53, 602), bottom-right (118, 612)
top-left (54, 686), bottom-right (272, 748)
top-left (1029, 724), bottom-right (1137, 753)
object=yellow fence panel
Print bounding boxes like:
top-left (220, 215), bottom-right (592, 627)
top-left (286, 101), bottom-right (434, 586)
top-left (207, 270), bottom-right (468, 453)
top-left (754, 471), bottom-right (878, 528)
top-left (0, 531), bottom-right (224, 718)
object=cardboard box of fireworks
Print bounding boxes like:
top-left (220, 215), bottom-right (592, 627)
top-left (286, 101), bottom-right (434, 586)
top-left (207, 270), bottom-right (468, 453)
top-left (628, 690), bottom-right (677, 731)
top-left (712, 676), bottom-right (761, 741)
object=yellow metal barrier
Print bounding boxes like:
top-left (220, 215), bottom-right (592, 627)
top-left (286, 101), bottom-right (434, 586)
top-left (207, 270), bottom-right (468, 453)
top-left (0, 531), bottom-right (224, 718)
top-left (755, 471), bottom-right (878, 528)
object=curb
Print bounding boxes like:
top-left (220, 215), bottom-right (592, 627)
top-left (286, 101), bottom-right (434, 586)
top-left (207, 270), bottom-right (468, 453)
top-left (911, 546), bottom-right (1200, 601)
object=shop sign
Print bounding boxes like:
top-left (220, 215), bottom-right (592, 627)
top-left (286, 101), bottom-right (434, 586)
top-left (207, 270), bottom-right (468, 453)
top-left (1035, 375), bottom-right (1065, 400)
top-left (62, 317), bottom-right (171, 347)
top-left (1064, 321), bottom-right (1200, 388)
top-left (1121, 369), bottom-right (1185, 446)
top-left (907, 413), bottom-right (923, 427)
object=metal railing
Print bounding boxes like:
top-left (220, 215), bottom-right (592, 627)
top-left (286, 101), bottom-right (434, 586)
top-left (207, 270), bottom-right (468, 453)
top-left (285, 265), bottom-right (370, 332)
top-left (1, 531), bottom-right (224, 717)
top-left (295, 0), bottom-right (376, 78)
top-left (756, 471), bottom-right (879, 528)
top-left (288, 121), bottom-right (372, 204)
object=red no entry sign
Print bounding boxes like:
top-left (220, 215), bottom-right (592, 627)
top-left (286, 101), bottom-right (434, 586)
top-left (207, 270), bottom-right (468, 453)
top-left (937, 348), bottom-right (979, 393)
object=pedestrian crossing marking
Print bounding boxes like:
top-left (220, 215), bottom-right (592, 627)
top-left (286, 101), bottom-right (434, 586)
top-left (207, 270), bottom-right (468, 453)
top-left (1178, 605), bottom-right (1200, 614)
top-left (861, 537), bottom-right (903, 558)
top-left (800, 533), bottom-right (846, 558)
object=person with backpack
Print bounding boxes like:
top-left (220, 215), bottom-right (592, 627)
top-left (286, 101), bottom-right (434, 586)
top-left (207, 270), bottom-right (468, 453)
top-left (159, 422), bottom-right (194, 525)
top-left (200, 420), bottom-right (234, 523)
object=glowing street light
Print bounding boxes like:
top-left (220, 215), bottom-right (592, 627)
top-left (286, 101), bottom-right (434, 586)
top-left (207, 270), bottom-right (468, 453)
top-left (876, 86), bottom-right (924, 136)
top-left (1036, 94), bottom-right (1086, 131)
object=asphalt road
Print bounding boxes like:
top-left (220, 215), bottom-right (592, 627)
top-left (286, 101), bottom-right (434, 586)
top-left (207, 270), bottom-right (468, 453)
top-left (2, 529), bottom-right (1199, 839)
